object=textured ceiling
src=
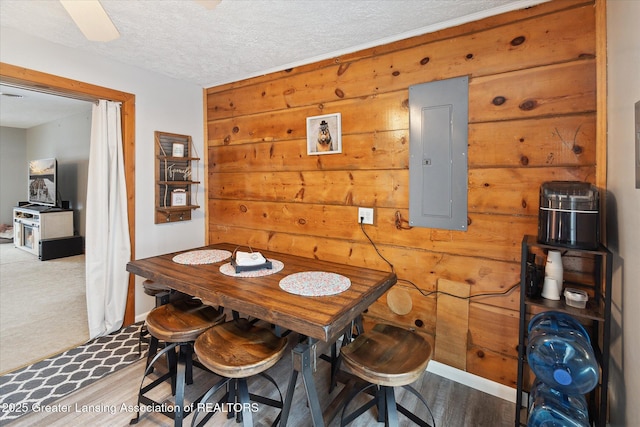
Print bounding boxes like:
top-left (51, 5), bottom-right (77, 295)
top-left (0, 85), bottom-right (93, 129)
top-left (0, 0), bottom-right (547, 128)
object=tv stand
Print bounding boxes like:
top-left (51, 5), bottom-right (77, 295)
top-left (13, 206), bottom-right (83, 260)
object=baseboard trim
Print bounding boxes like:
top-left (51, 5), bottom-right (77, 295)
top-left (426, 360), bottom-right (517, 403)
top-left (134, 311), bottom-right (149, 324)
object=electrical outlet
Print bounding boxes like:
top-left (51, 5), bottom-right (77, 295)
top-left (358, 207), bottom-right (374, 225)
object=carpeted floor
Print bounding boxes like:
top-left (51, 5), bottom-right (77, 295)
top-left (0, 322), bottom-right (146, 424)
top-left (0, 243), bottom-right (89, 374)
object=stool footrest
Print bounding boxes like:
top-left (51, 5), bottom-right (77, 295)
top-left (340, 384), bottom-right (435, 427)
top-left (192, 374), bottom-right (284, 427)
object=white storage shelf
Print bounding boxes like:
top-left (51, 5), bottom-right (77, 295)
top-left (13, 206), bottom-right (74, 256)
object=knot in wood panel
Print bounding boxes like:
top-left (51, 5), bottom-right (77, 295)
top-left (510, 36), bottom-right (526, 46)
top-left (492, 96), bottom-right (506, 106)
top-left (519, 99), bottom-right (538, 111)
top-left (337, 63), bottom-right (350, 76)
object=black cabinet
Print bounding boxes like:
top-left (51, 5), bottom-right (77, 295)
top-left (515, 235), bottom-right (612, 427)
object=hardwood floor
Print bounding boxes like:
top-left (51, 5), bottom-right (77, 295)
top-left (9, 333), bottom-right (514, 426)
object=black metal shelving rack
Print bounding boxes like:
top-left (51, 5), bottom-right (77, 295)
top-left (515, 235), bottom-right (612, 427)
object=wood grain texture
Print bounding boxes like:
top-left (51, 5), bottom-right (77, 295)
top-left (205, 5), bottom-right (595, 121)
top-left (195, 319), bottom-right (287, 378)
top-left (204, 0), bottom-right (592, 95)
top-left (127, 243), bottom-right (396, 342)
top-left (435, 280), bottom-right (470, 370)
top-left (205, 1), bottom-right (602, 388)
top-left (145, 301), bottom-right (225, 342)
top-left (340, 324), bottom-right (432, 387)
top-left (386, 288), bottom-right (413, 315)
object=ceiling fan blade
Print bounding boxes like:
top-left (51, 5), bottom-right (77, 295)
top-left (60, 0), bottom-right (120, 42)
top-left (194, 0), bottom-right (222, 10)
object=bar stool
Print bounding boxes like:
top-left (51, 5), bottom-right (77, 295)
top-left (131, 299), bottom-right (225, 427)
top-left (138, 280), bottom-right (171, 358)
top-left (327, 315), bottom-right (364, 393)
top-left (191, 318), bottom-right (288, 427)
top-left (339, 323), bottom-right (436, 427)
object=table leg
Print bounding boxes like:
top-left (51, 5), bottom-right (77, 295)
top-left (281, 338), bottom-right (325, 427)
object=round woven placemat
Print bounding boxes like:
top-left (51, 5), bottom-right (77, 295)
top-left (279, 271), bottom-right (351, 296)
top-left (172, 249), bottom-right (232, 265)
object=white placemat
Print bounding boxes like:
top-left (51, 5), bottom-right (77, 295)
top-left (172, 249), bottom-right (232, 265)
top-left (279, 271), bottom-right (351, 296)
top-left (219, 259), bottom-right (284, 277)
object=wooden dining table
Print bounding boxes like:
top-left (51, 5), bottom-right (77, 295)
top-left (126, 242), bottom-right (397, 427)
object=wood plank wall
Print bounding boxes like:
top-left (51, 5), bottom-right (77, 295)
top-left (205, 0), bottom-right (598, 388)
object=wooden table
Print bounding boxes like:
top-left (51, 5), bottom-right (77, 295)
top-left (126, 243), bottom-right (397, 426)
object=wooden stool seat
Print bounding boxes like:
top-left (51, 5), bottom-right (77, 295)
top-left (341, 323), bottom-right (432, 387)
top-left (195, 318), bottom-right (288, 378)
top-left (191, 319), bottom-right (288, 427)
top-left (143, 279), bottom-right (170, 296)
top-left (146, 299), bottom-right (225, 343)
top-left (339, 324), bottom-right (435, 427)
top-left (138, 280), bottom-right (172, 362)
top-left (131, 300), bottom-right (225, 427)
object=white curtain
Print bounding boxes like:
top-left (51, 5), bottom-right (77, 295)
top-left (85, 100), bottom-right (131, 339)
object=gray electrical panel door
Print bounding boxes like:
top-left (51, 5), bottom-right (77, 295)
top-left (409, 76), bottom-right (468, 231)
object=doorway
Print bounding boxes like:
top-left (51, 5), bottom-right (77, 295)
top-left (0, 62), bottom-right (136, 372)
top-left (0, 86), bottom-right (93, 373)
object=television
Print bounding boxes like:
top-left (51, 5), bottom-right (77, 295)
top-left (28, 158), bottom-right (58, 207)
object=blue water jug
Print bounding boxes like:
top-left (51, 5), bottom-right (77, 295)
top-left (527, 311), bottom-right (599, 394)
top-left (528, 379), bottom-right (590, 427)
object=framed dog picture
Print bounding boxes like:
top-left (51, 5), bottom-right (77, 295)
top-left (306, 113), bottom-right (342, 155)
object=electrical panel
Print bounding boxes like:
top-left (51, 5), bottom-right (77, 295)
top-left (408, 76), bottom-right (468, 231)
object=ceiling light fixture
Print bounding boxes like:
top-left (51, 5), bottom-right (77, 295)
top-left (60, 0), bottom-right (120, 42)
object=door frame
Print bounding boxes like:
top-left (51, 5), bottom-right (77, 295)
top-left (0, 62), bottom-right (136, 325)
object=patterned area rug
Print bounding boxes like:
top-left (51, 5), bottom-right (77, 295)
top-left (0, 322), bottom-right (146, 423)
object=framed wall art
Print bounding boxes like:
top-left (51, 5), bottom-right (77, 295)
top-left (307, 113), bottom-right (342, 155)
top-left (171, 189), bottom-right (187, 206)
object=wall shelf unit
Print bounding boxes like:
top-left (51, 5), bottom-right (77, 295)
top-left (155, 131), bottom-right (200, 223)
top-left (515, 235), bottom-right (612, 427)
